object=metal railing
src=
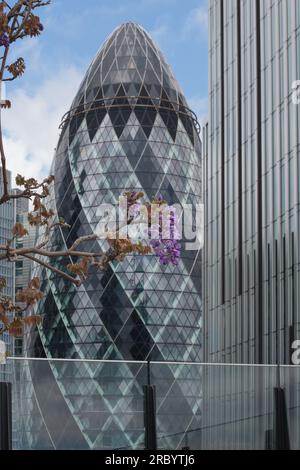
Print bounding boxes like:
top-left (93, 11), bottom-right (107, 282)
top-left (59, 96), bottom-right (201, 134)
top-left (1, 358), bottom-right (299, 450)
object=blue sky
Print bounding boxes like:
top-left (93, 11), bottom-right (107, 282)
top-left (4, 0), bottom-right (208, 180)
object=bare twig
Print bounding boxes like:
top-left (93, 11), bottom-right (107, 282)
top-left (22, 253), bottom-right (81, 287)
top-left (0, 112), bottom-right (9, 198)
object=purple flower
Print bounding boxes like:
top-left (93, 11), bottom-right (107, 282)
top-left (128, 202), bottom-right (141, 219)
top-left (150, 238), bottom-right (181, 266)
top-left (39, 24), bottom-right (44, 32)
top-left (0, 33), bottom-right (9, 47)
top-left (148, 205), bottom-right (182, 266)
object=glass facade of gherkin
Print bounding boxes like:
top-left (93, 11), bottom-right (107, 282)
top-left (23, 22), bottom-right (202, 449)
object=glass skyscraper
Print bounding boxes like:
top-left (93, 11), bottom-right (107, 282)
top-left (204, 0), bottom-right (300, 364)
top-left (23, 22), bottom-right (202, 449)
top-left (0, 169), bottom-right (14, 381)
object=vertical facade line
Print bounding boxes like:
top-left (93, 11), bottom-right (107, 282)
top-left (255, 0), bottom-right (263, 364)
top-left (220, 0), bottom-right (225, 305)
top-left (236, 0), bottom-right (243, 297)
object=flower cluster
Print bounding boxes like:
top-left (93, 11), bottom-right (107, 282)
top-left (122, 191), bottom-right (182, 267)
top-left (0, 32), bottom-right (9, 47)
top-left (149, 198), bottom-right (181, 266)
top-left (6, 57), bottom-right (26, 78)
top-left (24, 14), bottom-right (43, 37)
top-left (0, 6), bottom-right (45, 49)
top-left (0, 5), bottom-right (10, 46)
top-left (150, 239), bottom-right (181, 266)
top-left (0, 277), bottom-right (43, 338)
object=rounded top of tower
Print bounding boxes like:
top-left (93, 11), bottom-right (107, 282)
top-left (70, 21), bottom-right (188, 110)
top-left (119, 21), bottom-right (141, 28)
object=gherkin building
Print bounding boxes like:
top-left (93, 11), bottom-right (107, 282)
top-left (22, 22), bottom-right (202, 450)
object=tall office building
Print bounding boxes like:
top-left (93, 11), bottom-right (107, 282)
top-left (0, 185), bottom-right (32, 358)
top-left (204, 0), bottom-right (300, 364)
top-left (12, 191), bottom-right (36, 356)
top-left (22, 22), bottom-right (202, 449)
top-left (0, 169), bottom-right (15, 379)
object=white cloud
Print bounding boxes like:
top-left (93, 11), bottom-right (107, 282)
top-left (9, 36), bottom-right (43, 73)
top-left (3, 66), bottom-right (83, 183)
top-left (182, 5), bottom-right (208, 39)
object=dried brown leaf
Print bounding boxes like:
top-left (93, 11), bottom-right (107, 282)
top-left (12, 222), bottom-right (28, 237)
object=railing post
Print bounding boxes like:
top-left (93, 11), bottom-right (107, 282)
top-left (143, 361), bottom-right (157, 450)
top-left (0, 382), bottom-right (12, 450)
top-left (264, 429), bottom-right (273, 450)
top-left (274, 387), bottom-right (290, 450)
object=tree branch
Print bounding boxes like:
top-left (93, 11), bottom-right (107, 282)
top-left (0, 111), bottom-right (9, 199)
top-left (0, 188), bottom-right (46, 205)
top-left (0, 8), bottom-right (21, 199)
top-left (0, 243), bottom-right (102, 260)
top-left (69, 233), bottom-right (99, 251)
top-left (22, 253), bottom-right (81, 286)
top-left (0, 43), bottom-right (11, 199)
